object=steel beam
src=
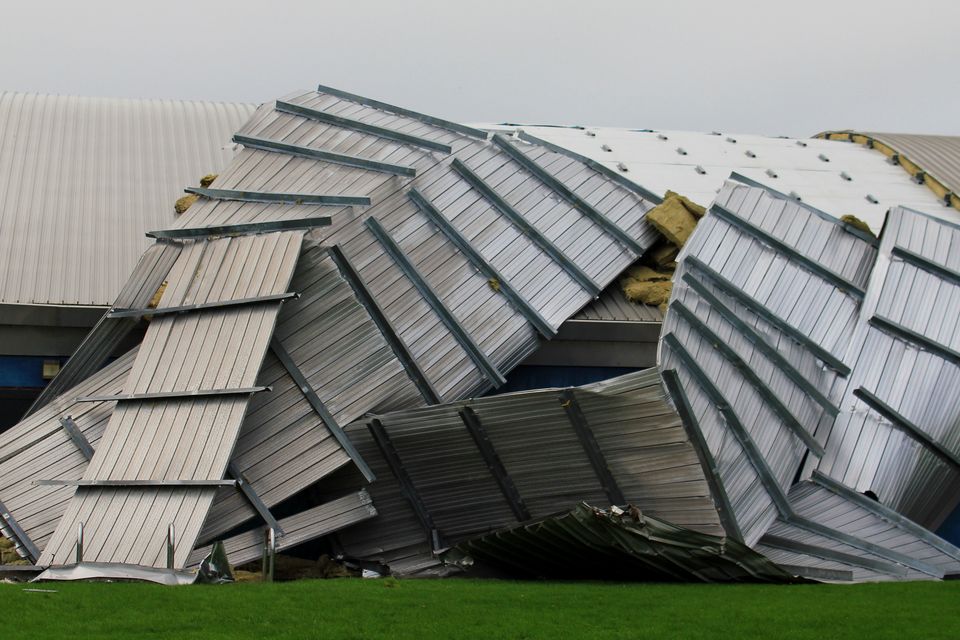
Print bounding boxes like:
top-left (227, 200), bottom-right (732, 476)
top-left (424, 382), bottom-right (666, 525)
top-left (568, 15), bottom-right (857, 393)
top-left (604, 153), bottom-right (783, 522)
top-left (891, 245), bottom-right (960, 287)
top-left (0, 496), bottom-right (40, 562)
top-left (710, 204), bottom-right (865, 299)
top-left (365, 217), bottom-right (506, 387)
top-left (148, 217), bottom-right (331, 239)
top-left (661, 369), bottom-right (744, 542)
top-left (75, 386), bottom-right (270, 403)
top-left (458, 407), bottom-right (530, 522)
top-left (234, 134), bottom-right (417, 177)
top-left (870, 315), bottom-right (960, 367)
top-left (316, 84), bottom-right (487, 140)
top-left (671, 300), bottom-right (825, 456)
top-left (681, 271), bottom-right (839, 416)
top-left (367, 418), bottom-right (441, 548)
top-left (409, 188), bottom-right (555, 339)
top-left (269, 338), bottom-right (376, 482)
top-left (326, 245), bottom-right (441, 405)
top-left (227, 462), bottom-right (284, 536)
top-left (108, 292), bottom-right (297, 319)
top-left (854, 387), bottom-right (960, 471)
top-left (759, 534), bottom-right (906, 577)
top-left (491, 134), bottom-right (647, 256)
top-left (275, 100), bottom-right (452, 154)
top-left (450, 158), bottom-right (601, 296)
top-left (516, 131), bottom-right (663, 204)
top-left (58, 417), bottom-right (94, 460)
top-left (728, 171), bottom-right (878, 246)
top-left (559, 388), bottom-right (625, 505)
top-left (685, 256), bottom-right (850, 375)
top-left (184, 186), bottom-right (371, 207)
top-left (662, 333), bottom-right (794, 516)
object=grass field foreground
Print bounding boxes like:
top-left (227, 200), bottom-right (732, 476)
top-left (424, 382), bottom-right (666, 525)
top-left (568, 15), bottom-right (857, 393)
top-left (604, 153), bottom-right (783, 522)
top-left (4, 578), bottom-right (959, 639)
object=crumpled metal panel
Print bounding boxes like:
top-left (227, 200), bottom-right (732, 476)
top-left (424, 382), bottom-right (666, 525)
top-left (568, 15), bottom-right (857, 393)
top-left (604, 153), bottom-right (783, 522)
top-left (189, 490), bottom-right (377, 568)
top-left (0, 349), bottom-right (135, 561)
top-left (330, 368), bottom-right (723, 575)
top-left (659, 180), bottom-right (960, 582)
top-left (455, 502), bottom-right (797, 583)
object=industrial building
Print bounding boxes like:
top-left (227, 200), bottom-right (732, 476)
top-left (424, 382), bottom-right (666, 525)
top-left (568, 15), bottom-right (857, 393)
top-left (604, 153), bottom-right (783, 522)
top-left (1, 85), bottom-right (959, 583)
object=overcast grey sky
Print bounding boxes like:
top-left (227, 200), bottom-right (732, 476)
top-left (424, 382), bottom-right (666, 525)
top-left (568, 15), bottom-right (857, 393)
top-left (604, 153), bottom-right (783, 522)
top-left (2, 0), bottom-right (957, 137)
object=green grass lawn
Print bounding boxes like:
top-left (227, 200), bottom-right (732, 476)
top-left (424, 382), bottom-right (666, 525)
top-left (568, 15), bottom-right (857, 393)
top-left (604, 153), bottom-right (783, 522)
top-left (3, 578), bottom-right (958, 639)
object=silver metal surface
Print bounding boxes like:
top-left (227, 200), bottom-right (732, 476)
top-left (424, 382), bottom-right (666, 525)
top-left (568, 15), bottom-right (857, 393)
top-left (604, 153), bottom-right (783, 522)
top-left (0, 92), bottom-right (253, 307)
top-left (38, 232), bottom-right (303, 568)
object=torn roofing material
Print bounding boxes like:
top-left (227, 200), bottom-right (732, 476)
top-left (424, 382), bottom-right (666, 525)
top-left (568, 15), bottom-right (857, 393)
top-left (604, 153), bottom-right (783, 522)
top-left (39, 232), bottom-right (304, 568)
top-left (327, 368), bottom-right (725, 576)
top-left (455, 502), bottom-right (797, 583)
top-left (487, 125), bottom-right (955, 233)
top-left (658, 179), bottom-right (960, 581)
top-left (809, 205), bottom-right (960, 530)
top-left (2, 84), bottom-right (660, 571)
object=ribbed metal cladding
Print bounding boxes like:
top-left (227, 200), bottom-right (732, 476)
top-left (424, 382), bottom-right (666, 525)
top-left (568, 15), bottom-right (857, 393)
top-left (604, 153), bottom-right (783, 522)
top-left (331, 368), bottom-right (723, 576)
top-left (0, 349), bottom-right (136, 560)
top-left (170, 87), bottom-right (659, 406)
top-left (812, 206), bottom-right (960, 530)
top-left (658, 180), bottom-right (878, 546)
top-left (27, 241), bottom-right (183, 415)
top-left (39, 232), bottom-right (303, 568)
top-left (188, 490), bottom-right (377, 568)
top-left (0, 92), bottom-right (254, 306)
top-left (864, 133), bottom-right (960, 201)
top-left (572, 281), bottom-right (663, 322)
top-left (196, 244), bottom-right (424, 543)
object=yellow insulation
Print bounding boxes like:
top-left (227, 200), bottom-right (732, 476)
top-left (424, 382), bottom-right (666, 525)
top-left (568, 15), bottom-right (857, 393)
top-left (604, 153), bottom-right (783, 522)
top-left (174, 194), bottom-right (199, 214)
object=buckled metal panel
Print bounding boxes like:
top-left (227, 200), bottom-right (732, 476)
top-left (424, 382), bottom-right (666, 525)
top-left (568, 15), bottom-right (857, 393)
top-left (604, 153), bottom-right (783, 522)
top-left (331, 369), bottom-right (722, 575)
top-left (0, 349), bottom-right (135, 558)
top-left (813, 206), bottom-right (960, 530)
top-left (39, 232), bottom-right (303, 568)
top-left (27, 241), bottom-right (183, 415)
top-left (188, 490), bottom-right (377, 568)
top-left (658, 180), bottom-right (878, 545)
top-left (197, 245), bottom-right (423, 543)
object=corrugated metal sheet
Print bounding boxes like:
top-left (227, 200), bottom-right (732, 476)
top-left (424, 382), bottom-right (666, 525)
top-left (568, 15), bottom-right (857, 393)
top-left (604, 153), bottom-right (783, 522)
top-left (0, 92), bottom-right (254, 306)
top-left (659, 179), bottom-right (877, 546)
top-left (488, 125), bottom-right (956, 232)
top-left (818, 131), bottom-right (960, 212)
top-left (188, 490), bottom-right (377, 568)
top-left (456, 502), bottom-right (796, 583)
top-left (811, 205), bottom-right (960, 530)
top-left (756, 475), bottom-right (960, 582)
top-left (658, 180), bottom-right (960, 582)
top-left (3, 85), bottom-right (661, 570)
top-left (329, 368), bottom-right (724, 575)
top-left (572, 279), bottom-right (663, 323)
top-left (27, 241), bottom-right (182, 415)
top-left (38, 232), bottom-right (302, 568)
top-left (0, 349), bottom-right (135, 561)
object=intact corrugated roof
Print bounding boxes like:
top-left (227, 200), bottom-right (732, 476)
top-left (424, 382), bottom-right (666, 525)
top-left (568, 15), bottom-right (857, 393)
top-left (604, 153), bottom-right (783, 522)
top-left (0, 92), bottom-right (255, 306)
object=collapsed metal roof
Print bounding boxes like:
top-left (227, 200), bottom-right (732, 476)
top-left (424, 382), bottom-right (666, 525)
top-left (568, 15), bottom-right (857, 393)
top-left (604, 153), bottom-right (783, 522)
top-left (489, 125), bottom-right (957, 233)
top-left (1, 85), bottom-right (958, 584)
top-left (0, 84), bottom-right (661, 572)
top-left (0, 92), bottom-right (255, 307)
